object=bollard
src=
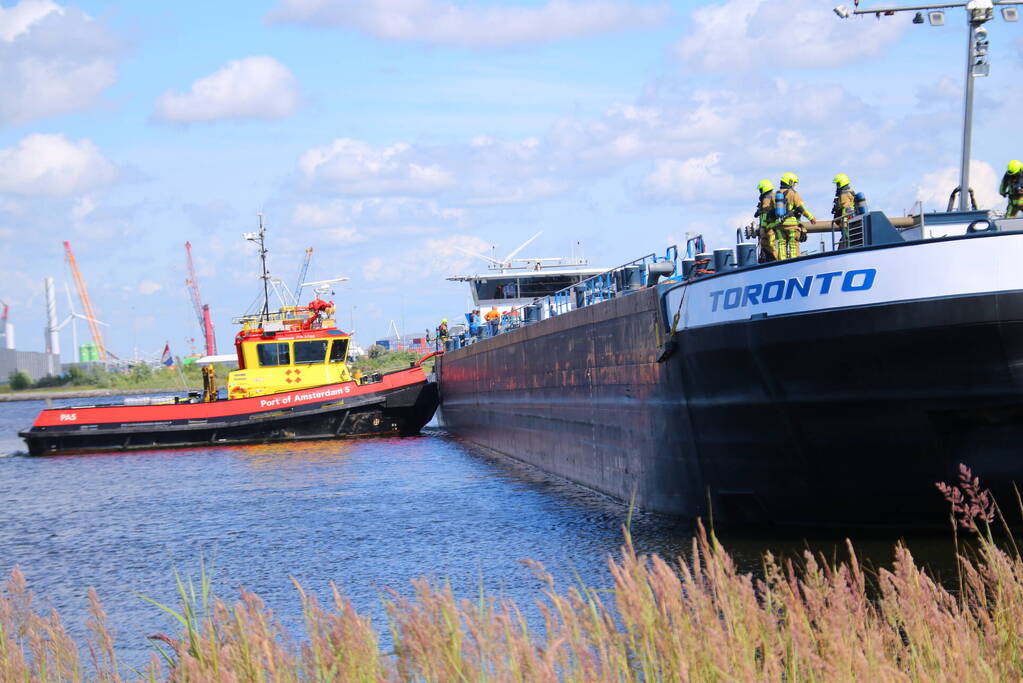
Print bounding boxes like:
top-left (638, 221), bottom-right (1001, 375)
top-left (735, 243), bottom-right (757, 268)
top-left (622, 265), bottom-right (643, 290)
top-left (713, 248), bottom-right (735, 272)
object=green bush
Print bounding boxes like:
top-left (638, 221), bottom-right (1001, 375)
top-left (66, 365), bottom-right (87, 385)
top-left (8, 370), bottom-right (31, 390)
top-left (33, 374), bottom-right (70, 389)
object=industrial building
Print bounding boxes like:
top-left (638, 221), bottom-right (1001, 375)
top-left (0, 349), bottom-right (61, 382)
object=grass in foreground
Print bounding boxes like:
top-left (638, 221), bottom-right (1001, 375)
top-left (2, 466), bottom-right (1020, 681)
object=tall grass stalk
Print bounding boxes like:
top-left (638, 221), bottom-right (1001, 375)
top-left (5, 467), bottom-right (1023, 680)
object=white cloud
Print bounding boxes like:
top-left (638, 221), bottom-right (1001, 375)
top-left (292, 197), bottom-right (464, 236)
top-left (299, 139), bottom-right (454, 195)
top-left (0, 134), bottom-right (117, 196)
top-left (364, 233), bottom-right (491, 281)
top-left (138, 280), bottom-right (162, 295)
top-left (643, 153), bottom-right (741, 202)
top-left (673, 0), bottom-right (905, 72)
top-left (153, 56), bottom-right (301, 123)
top-left (267, 0), bottom-right (670, 47)
top-left (0, 0), bottom-right (59, 41)
top-left (0, 0), bottom-right (119, 123)
top-left (915, 160), bottom-right (1001, 211)
top-left (71, 194), bottom-right (96, 220)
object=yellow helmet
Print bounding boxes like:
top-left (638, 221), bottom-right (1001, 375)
top-left (833, 173), bottom-right (850, 187)
top-left (757, 179), bottom-right (773, 193)
top-left (441, 318), bottom-right (448, 323)
top-left (1009, 160), bottom-right (1022, 174)
top-left (781, 172), bottom-right (799, 186)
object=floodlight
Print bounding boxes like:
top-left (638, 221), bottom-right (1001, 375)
top-left (243, 232), bottom-right (257, 241)
top-left (913, 11), bottom-right (924, 23)
top-left (833, 5), bottom-right (850, 18)
top-left (1002, 7), bottom-right (1019, 22)
top-left (928, 10), bottom-right (945, 25)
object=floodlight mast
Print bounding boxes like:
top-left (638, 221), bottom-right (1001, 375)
top-left (835, 0), bottom-right (1022, 211)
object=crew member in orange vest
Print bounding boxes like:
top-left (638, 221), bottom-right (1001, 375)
top-left (484, 306), bottom-right (500, 336)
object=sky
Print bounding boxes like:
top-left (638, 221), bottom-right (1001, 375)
top-left (1, 0), bottom-right (1022, 362)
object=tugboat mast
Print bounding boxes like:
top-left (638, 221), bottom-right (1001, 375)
top-left (244, 213), bottom-right (270, 322)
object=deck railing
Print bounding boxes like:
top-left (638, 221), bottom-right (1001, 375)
top-left (440, 245), bottom-right (681, 349)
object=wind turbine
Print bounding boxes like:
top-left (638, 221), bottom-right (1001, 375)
top-left (57, 281), bottom-right (107, 361)
top-left (452, 232), bottom-right (543, 272)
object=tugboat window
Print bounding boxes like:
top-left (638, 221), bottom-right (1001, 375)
top-left (257, 342), bottom-right (291, 367)
top-left (329, 339), bottom-right (349, 363)
top-left (294, 340), bottom-right (328, 364)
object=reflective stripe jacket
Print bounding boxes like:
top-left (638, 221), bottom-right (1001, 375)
top-left (757, 191), bottom-right (775, 229)
top-left (781, 188), bottom-right (815, 226)
top-left (1000, 172), bottom-right (1023, 198)
top-left (833, 187), bottom-right (855, 218)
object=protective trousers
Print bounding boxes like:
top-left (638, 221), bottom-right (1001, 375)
top-left (758, 225), bottom-right (777, 262)
top-left (1009, 197), bottom-right (1023, 218)
top-left (775, 226), bottom-right (802, 260)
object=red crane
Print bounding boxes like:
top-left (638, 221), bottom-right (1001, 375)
top-left (0, 300), bottom-right (8, 347)
top-left (64, 241), bottom-right (109, 361)
top-left (185, 241), bottom-right (217, 356)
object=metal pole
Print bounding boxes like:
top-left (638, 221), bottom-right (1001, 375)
top-left (958, 19), bottom-right (978, 211)
top-left (258, 215), bottom-right (269, 321)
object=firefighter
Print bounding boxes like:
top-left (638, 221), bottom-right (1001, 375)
top-left (832, 173), bottom-right (855, 246)
top-left (999, 160), bottom-right (1023, 218)
top-left (754, 179), bottom-right (777, 263)
top-left (775, 172), bottom-right (816, 260)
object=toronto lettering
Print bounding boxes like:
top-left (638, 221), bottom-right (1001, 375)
top-left (709, 268), bottom-right (876, 312)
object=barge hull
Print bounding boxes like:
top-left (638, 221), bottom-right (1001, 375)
top-left (437, 285), bottom-right (1023, 527)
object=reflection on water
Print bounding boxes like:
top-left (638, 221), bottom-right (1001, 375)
top-left (0, 397), bottom-right (968, 668)
top-left (235, 437), bottom-right (358, 468)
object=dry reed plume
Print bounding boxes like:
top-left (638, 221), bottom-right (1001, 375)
top-left (2, 464), bottom-right (1020, 681)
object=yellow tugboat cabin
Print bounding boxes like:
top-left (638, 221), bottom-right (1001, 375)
top-left (227, 300), bottom-right (353, 399)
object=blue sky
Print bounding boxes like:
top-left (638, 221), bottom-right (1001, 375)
top-left (2, 0), bottom-right (1022, 361)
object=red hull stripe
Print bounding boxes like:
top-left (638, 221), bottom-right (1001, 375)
top-left (32, 367), bottom-right (427, 428)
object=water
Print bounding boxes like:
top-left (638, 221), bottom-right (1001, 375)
top-left (0, 398), bottom-right (963, 668)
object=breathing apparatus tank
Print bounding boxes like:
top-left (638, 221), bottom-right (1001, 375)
top-left (774, 190), bottom-right (787, 220)
top-left (854, 192), bottom-right (868, 215)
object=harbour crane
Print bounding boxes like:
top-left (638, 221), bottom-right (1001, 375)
top-left (184, 241), bottom-right (217, 356)
top-left (293, 247), bottom-right (313, 303)
top-left (63, 241), bottom-right (108, 361)
top-left (56, 281), bottom-right (107, 361)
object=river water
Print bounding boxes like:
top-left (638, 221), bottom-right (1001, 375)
top-left (0, 398), bottom-right (963, 668)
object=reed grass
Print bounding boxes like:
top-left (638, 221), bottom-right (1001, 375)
top-left (3, 465), bottom-right (1022, 681)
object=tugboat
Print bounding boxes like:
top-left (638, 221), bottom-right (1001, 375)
top-left (19, 220), bottom-right (439, 456)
